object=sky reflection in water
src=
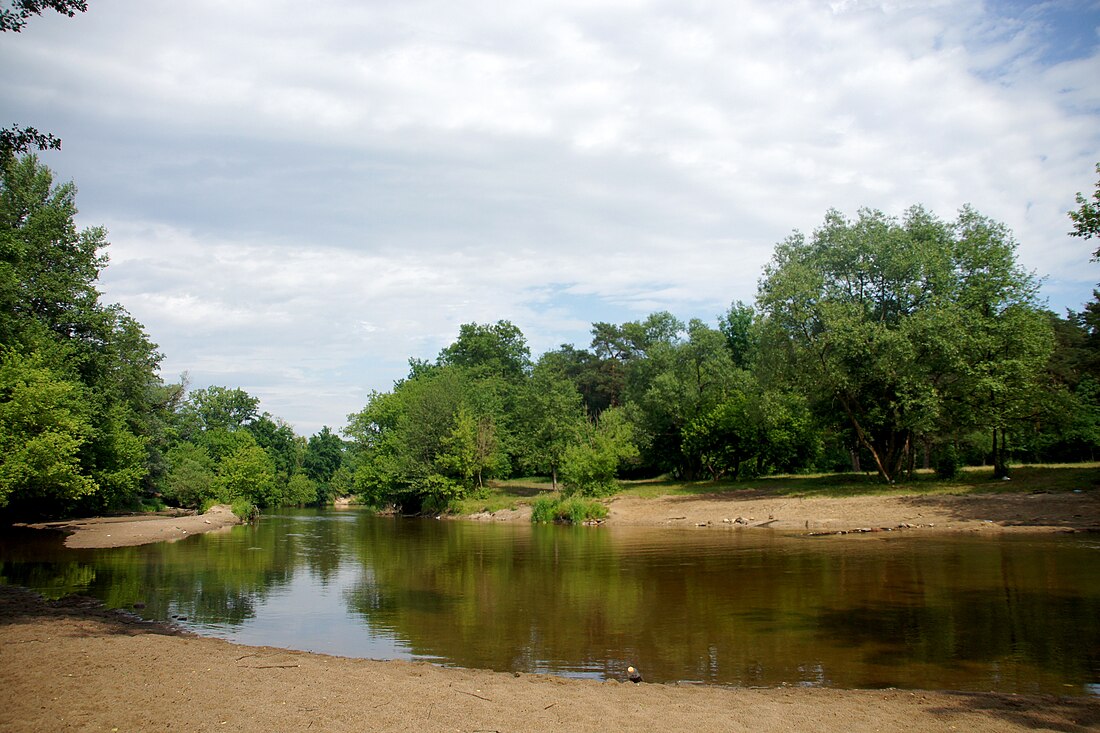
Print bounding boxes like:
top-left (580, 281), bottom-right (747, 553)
top-left (1, 510), bottom-right (1097, 695)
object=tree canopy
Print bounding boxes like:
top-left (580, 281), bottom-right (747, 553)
top-left (757, 205), bottom-right (1050, 482)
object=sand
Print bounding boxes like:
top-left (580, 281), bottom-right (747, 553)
top-left (1, 585), bottom-right (1096, 733)
top-left (20, 504), bottom-right (242, 549)
top-left (471, 487), bottom-right (1100, 534)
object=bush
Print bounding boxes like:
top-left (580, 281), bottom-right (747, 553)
top-left (230, 498), bottom-right (258, 521)
top-left (936, 444), bottom-right (959, 480)
top-left (530, 494), bottom-right (608, 524)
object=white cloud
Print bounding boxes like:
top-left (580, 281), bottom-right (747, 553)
top-left (4, 0), bottom-right (1099, 433)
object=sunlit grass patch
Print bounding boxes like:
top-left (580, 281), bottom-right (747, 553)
top-left (614, 463), bottom-right (1100, 501)
top-left (447, 478), bottom-right (557, 515)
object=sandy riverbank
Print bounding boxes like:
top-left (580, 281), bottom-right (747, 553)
top-left (19, 487), bottom-right (1100, 550)
top-left (0, 584), bottom-right (1095, 733)
top-left (470, 489), bottom-right (1100, 534)
top-left (20, 504), bottom-right (242, 549)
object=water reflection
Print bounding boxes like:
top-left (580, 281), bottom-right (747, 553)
top-left (1, 511), bottom-right (1097, 694)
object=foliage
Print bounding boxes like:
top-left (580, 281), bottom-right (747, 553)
top-left (437, 320), bottom-right (531, 381)
top-left (530, 494), bottom-right (608, 524)
top-left (0, 0), bottom-right (86, 33)
top-left (518, 361), bottom-right (587, 489)
top-left (163, 441), bottom-right (217, 508)
top-left (936, 443), bottom-right (959, 480)
top-left (0, 349), bottom-right (93, 511)
top-left (1070, 163), bottom-right (1100, 246)
top-left (0, 157), bottom-right (169, 517)
top-left (757, 205), bottom-right (1050, 482)
top-left (560, 407), bottom-right (638, 497)
top-left (213, 441), bottom-right (278, 508)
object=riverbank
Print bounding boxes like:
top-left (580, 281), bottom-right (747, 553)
top-left (19, 504), bottom-right (242, 548)
top-left (468, 486), bottom-right (1100, 533)
top-left (0, 584), bottom-right (1094, 733)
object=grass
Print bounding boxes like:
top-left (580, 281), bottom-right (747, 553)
top-left (443, 463), bottom-right (1100, 516)
top-left (446, 477), bottom-right (557, 515)
top-left (530, 495), bottom-right (609, 524)
top-left (615, 462), bottom-right (1100, 500)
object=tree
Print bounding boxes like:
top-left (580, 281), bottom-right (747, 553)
top-left (520, 360), bottom-right (587, 489)
top-left (344, 366), bottom-right (470, 511)
top-left (1070, 163), bottom-right (1100, 248)
top-left (177, 386), bottom-right (259, 437)
top-left (438, 321), bottom-right (531, 381)
top-left (303, 425), bottom-right (344, 502)
top-left (214, 441), bottom-right (278, 508)
top-left (0, 349), bottom-right (93, 512)
top-left (719, 300), bottom-right (758, 369)
top-left (438, 404), bottom-right (502, 490)
top-left (1, 156), bottom-right (106, 347)
top-left (560, 407), bottom-right (638, 496)
top-left (162, 441), bottom-right (217, 508)
top-left (625, 319), bottom-right (738, 478)
top-left (757, 206), bottom-right (1049, 483)
top-left (1, 156), bottom-right (167, 515)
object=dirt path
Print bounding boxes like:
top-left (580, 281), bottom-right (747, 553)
top-left (1, 585), bottom-right (1095, 733)
top-left (20, 504), bottom-right (241, 548)
top-left (472, 490), bottom-right (1100, 534)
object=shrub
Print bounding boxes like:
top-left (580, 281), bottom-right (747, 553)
top-left (936, 444), bottom-right (959, 480)
top-left (530, 494), bottom-right (607, 524)
top-left (230, 498), bottom-right (258, 521)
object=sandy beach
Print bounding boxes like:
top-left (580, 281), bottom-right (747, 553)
top-left (471, 487), bottom-right (1100, 534)
top-left (20, 504), bottom-right (242, 549)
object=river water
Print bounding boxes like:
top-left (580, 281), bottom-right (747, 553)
top-left (2, 509), bottom-right (1097, 694)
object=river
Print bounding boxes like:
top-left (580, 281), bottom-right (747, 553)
top-left (1, 509), bottom-right (1097, 694)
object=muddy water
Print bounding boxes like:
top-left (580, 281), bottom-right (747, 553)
top-left (2, 510), bottom-right (1097, 694)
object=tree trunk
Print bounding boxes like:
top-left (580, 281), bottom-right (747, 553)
top-left (992, 427), bottom-right (1010, 478)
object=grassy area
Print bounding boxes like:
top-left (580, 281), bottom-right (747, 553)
top-left (446, 478), bottom-right (554, 515)
top-left (445, 463), bottom-right (1099, 516)
top-left (615, 462), bottom-right (1100, 500)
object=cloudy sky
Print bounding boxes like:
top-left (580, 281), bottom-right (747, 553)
top-left (3, 0), bottom-right (1099, 435)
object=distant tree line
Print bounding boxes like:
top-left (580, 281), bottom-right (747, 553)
top-left (3, 154), bottom-right (1100, 518)
top-left (343, 172), bottom-right (1100, 511)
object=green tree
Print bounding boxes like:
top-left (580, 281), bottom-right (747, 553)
top-left (214, 441), bottom-right (278, 508)
top-left (0, 349), bottom-right (93, 512)
top-left (437, 320), bottom-right (531, 381)
top-left (520, 360), bottom-right (587, 489)
top-left (560, 407), bottom-right (639, 496)
top-left (1070, 163), bottom-right (1100, 247)
top-left (719, 300), bottom-right (758, 369)
top-left (1, 156), bottom-right (167, 515)
top-left (344, 366), bottom-right (469, 511)
top-left (757, 205), bottom-right (1048, 483)
top-left (178, 386), bottom-right (259, 437)
top-left (626, 319), bottom-right (738, 478)
top-left (304, 425), bottom-right (345, 503)
top-left (162, 441), bottom-right (217, 508)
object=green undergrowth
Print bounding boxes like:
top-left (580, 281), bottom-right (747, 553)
top-left (447, 478), bottom-right (555, 515)
top-left (446, 464), bottom-right (1099, 518)
top-left (530, 495), bottom-right (609, 524)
